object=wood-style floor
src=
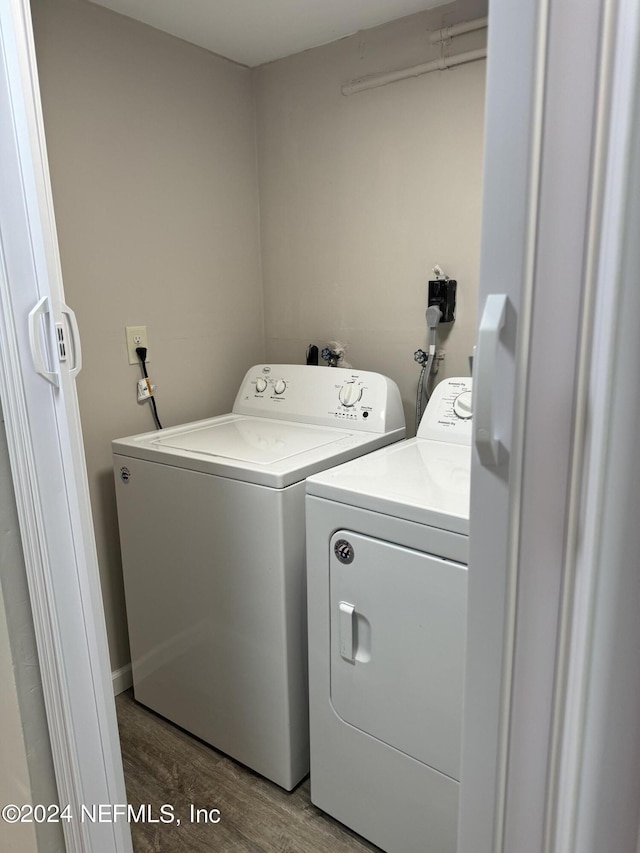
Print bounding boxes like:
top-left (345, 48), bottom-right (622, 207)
top-left (116, 690), bottom-right (381, 852)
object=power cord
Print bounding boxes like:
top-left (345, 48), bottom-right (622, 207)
top-left (135, 346), bottom-right (163, 430)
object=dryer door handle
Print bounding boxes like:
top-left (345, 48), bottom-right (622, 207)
top-left (339, 601), bottom-right (356, 662)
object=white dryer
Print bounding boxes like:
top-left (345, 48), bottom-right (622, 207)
top-left (305, 377), bottom-right (472, 852)
top-left (112, 364), bottom-right (405, 791)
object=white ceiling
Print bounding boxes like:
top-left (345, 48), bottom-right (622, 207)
top-left (87, 0), bottom-right (447, 68)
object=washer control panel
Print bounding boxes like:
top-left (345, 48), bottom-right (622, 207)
top-left (417, 377), bottom-right (473, 445)
top-left (233, 364), bottom-right (406, 434)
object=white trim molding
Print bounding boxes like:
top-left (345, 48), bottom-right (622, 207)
top-left (112, 664), bottom-right (133, 697)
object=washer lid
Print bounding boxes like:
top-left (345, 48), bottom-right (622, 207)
top-left (113, 414), bottom-right (405, 488)
top-left (151, 417), bottom-right (346, 464)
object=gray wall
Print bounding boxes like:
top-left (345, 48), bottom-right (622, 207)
top-left (255, 1), bottom-right (486, 429)
top-left (31, 0), bottom-right (486, 675)
top-left (31, 0), bottom-right (265, 671)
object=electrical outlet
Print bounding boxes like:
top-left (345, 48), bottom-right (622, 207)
top-left (428, 279), bottom-right (457, 323)
top-left (125, 325), bottom-right (149, 365)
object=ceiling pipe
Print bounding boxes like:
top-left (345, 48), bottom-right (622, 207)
top-left (429, 16), bottom-right (489, 44)
top-left (342, 47), bottom-right (487, 96)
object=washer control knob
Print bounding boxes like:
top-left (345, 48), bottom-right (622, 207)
top-left (339, 382), bottom-right (362, 408)
top-left (255, 377), bottom-right (268, 393)
top-left (273, 379), bottom-right (287, 395)
top-left (453, 390), bottom-right (473, 419)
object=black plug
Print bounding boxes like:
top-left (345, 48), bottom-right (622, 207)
top-left (135, 346), bottom-right (150, 381)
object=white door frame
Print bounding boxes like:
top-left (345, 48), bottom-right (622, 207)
top-left (550, 0), bottom-right (640, 849)
top-left (460, 0), bottom-right (640, 851)
top-left (0, 1), bottom-right (131, 850)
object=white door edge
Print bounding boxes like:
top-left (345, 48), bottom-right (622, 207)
top-left (0, 1), bottom-right (132, 850)
top-left (460, 1), bottom-right (637, 852)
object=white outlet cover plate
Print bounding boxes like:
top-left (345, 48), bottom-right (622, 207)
top-left (126, 325), bottom-right (149, 365)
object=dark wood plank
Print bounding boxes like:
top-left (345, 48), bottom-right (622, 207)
top-left (116, 690), bottom-right (381, 852)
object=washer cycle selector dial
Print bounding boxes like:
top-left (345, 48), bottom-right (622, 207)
top-left (453, 390), bottom-right (473, 419)
top-left (273, 379), bottom-right (287, 395)
top-left (338, 382), bottom-right (363, 408)
top-left (255, 377), bottom-right (268, 393)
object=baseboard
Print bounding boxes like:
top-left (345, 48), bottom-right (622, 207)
top-left (111, 663), bottom-right (133, 695)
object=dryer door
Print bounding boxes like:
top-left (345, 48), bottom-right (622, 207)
top-left (329, 530), bottom-right (467, 780)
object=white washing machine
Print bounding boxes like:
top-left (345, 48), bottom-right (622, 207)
top-left (305, 377), bottom-right (472, 852)
top-left (112, 364), bottom-right (405, 791)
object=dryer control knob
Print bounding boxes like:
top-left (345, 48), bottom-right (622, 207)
top-left (453, 390), bottom-right (473, 419)
top-left (273, 379), bottom-right (287, 395)
top-left (255, 377), bottom-right (268, 393)
top-left (339, 382), bottom-right (362, 408)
